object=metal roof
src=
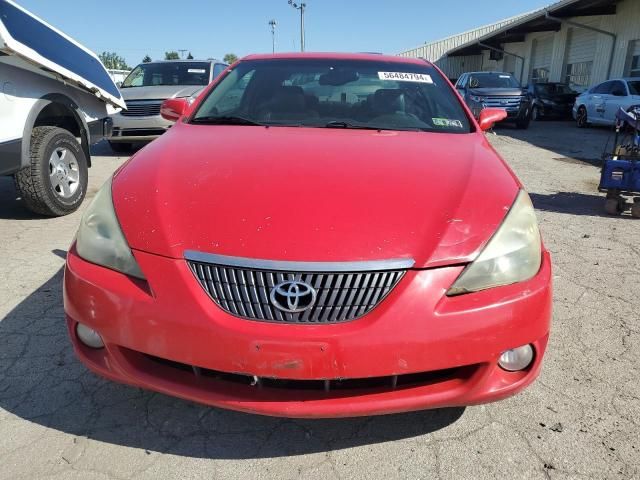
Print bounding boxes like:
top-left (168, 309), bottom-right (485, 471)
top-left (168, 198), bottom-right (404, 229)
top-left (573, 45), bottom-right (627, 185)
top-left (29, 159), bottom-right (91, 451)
top-left (447, 0), bottom-right (617, 57)
top-left (398, 10), bottom-right (536, 56)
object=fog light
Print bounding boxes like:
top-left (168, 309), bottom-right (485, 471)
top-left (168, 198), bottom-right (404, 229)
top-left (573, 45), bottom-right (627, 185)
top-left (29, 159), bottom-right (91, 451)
top-left (498, 344), bottom-right (533, 371)
top-left (76, 323), bottom-right (105, 349)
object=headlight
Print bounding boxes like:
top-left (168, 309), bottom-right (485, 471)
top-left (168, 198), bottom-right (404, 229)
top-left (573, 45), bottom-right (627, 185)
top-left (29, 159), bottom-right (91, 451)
top-left (75, 177), bottom-right (145, 279)
top-left (469, 95), bottom-right (485, 103)
top-left (447, 190), bottom-right (541, 295)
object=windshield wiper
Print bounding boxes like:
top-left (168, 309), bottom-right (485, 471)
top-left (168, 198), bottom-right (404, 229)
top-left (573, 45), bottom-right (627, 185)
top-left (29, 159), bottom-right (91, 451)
top-left (191, 115), bottom-right (265, 126)
top-left (323, 121), bottom-right (383, 130)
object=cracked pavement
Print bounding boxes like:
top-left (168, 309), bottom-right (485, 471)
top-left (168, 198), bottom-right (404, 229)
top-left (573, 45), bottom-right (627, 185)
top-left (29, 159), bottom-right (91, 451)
top-left (0, 124), bottom-right (638, 479)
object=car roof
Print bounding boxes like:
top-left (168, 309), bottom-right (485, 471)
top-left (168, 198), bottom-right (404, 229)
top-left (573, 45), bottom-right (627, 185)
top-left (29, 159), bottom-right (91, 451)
top-left (144, 59), bottom-right (224, 64)
top-left (241, 52), bottom-right (433, 66)
top-left (465, 71), bottom-right (512, 75)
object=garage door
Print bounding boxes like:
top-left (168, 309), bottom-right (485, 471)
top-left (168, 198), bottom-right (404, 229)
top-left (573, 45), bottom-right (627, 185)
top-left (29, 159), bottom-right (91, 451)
top-left (530, 36), bottom-right (553, 82)
top-left (503, 54), bottom-right (516, 76)
top-left (564, 26), bottom-right (597, 90)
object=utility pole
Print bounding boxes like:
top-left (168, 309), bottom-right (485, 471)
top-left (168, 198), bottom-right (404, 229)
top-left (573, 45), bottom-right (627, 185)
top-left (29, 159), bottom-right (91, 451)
top-left (288, 1), bottom-right (306, 52)
top-left (269, 19), bottom-right (277, 54)
top-left (177, 49), bottom-right (188, 59)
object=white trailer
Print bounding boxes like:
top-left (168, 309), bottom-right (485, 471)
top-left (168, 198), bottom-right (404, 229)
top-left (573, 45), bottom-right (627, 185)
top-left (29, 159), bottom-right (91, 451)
top-left (0, 0), bottom-right (125, 216)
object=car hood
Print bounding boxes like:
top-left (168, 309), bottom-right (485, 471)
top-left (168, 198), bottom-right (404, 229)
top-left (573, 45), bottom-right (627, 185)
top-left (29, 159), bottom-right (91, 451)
top-left (468, 88), bottom-right (524, 97)
top-left (113, 124), bottom-right (519, 268)
top-left (120, 85), bottom-right (204, 101)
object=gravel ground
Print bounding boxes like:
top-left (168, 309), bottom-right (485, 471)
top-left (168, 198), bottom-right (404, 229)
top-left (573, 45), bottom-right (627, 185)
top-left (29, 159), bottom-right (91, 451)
top-left (0, 122), bottom-right (638, 480)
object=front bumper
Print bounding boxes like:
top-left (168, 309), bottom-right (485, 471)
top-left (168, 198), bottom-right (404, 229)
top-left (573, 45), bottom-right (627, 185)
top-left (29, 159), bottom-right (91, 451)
top-left (64, 247), bottom-right (552, 418)
top-left (469, 101), bottom-right (529, 122)
top-left (538, 102), bottom-right (574, 118)
top-left (108, 112), bottom-right (172, 143)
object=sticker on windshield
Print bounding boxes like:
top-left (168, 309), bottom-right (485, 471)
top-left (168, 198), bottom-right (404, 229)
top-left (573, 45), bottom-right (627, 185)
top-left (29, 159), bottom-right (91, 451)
top-left (432, 118), bottom-right (464, 128)
top-left (378, 72), bottom-right (433, 83)
top-left (188, 68), bottom-right (206, 73)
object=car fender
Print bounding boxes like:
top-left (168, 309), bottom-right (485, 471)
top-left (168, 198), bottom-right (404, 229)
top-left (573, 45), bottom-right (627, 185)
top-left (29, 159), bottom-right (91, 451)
top-left (21, 93), bottom-right (91, 169)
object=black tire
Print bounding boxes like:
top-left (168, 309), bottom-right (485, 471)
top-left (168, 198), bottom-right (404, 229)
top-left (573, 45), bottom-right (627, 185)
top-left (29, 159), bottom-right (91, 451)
top-left (531, 106), bottom-right (540, 121)
top-left (576, 106), bottom-right (588, 128)
top-left (14, 126), bottom-right (88, 217)
top-left (108, 141), bottom-right (132, 153)
top-left (515, 113), bottom-right (531, 129)
top-left (604, 198), bottom-right (620, 215)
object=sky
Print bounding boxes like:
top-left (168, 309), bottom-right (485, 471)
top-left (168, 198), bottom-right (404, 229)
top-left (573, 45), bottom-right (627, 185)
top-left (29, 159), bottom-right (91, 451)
top-left (17, 0), bottom-right (552, 67)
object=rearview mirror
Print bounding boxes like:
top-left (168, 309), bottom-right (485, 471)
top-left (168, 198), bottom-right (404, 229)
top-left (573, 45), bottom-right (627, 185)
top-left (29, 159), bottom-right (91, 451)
top-left (160, 98), bottom-right (188, 122)
top-left (478, 108), bottom-right (508, 131)
top-left (319, 68), bottom-right (359, 86)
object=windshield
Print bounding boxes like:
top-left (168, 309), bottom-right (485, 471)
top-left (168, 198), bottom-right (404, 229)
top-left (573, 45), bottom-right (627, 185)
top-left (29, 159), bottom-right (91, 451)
top-left (121, 62), bottom-right (210, 88)
top-left (468, 73), bottom-right (520, 89)
top-left (191, 58), bottom-right (472, 133)
top-left (534, 83), bottom-right (575, 95)
top-left (628, 81), bottom-right (640, 95)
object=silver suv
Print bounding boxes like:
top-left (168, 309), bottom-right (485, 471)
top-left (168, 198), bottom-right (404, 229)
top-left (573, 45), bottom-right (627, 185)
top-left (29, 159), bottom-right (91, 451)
top-left (108, 59), bottom-right (227, 152)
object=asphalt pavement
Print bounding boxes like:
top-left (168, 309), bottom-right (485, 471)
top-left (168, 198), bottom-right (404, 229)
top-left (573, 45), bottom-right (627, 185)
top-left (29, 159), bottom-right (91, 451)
top-left (0, 122), bottom-right (638, 479)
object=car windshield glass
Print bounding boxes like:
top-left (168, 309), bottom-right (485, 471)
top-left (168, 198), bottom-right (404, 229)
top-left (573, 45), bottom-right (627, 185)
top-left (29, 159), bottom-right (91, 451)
top-left (627, 81), bottom-right (640, 95)
top-left (468, 73), bottom-right (519, 89)
top-left (121, 62), bottom-right (211, 87)
top-left (534, 84), bottom-right (575, 95)
top-left (191, 58), bottom-right (472, 133)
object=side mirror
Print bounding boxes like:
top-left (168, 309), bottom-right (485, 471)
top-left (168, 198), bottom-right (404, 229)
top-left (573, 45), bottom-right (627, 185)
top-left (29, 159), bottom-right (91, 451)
top-left (612, 89), bottom-right (627, 97)
top-left (478, 108), bottom-right (508, 131)
top-left (160, 98), bottom-right (188, 122)
top-left (115, 81), bottom-right (123, 88)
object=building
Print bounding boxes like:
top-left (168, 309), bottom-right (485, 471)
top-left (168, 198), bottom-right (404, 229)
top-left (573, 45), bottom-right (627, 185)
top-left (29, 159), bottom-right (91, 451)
top-left (399, 0), bottom-right (640, 91)
top-left (398, 12), bottom-right (533, 80)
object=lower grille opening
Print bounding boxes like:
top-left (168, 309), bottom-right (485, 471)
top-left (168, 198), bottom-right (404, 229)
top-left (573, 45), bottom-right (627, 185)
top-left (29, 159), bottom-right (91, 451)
top-left (143, 352), bottom-right (476, 394)
top-left (116, 128), bottom-right (167, 137)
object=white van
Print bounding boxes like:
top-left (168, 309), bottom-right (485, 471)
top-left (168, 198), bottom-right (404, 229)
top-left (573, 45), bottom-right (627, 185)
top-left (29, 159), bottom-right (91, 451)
top-left (0, 0), bottom-right (125, 216)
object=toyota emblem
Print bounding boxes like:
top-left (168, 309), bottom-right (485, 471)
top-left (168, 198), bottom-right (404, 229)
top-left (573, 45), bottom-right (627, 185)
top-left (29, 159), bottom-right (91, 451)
top-left (269, 280), bottom-right (317, 313)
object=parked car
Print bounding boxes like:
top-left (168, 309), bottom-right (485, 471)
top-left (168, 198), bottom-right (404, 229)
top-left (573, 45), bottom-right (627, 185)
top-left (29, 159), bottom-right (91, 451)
top-left (526, 82), bottom-right (578, 120)
top-left (65, 52), bottom-right (552, 418)
top-left (455, 71), bottom-right (532, 129)
top-left (0, 0), bottom-right (123, 216)
top-left (573, 78), bottom-right (640, 128)
top-left (108, 59), bottom-right (227, 152)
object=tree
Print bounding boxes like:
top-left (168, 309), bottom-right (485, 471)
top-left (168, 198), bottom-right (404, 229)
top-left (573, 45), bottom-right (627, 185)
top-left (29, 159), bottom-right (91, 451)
top-left (187, 52), bottom-right (194, 59)
top-left (223, 53), bottom-right (238, 64)
top-left (142, 54), bottom-right (152, 63)
top-left (98, 51), bottom-right (129, 70)
top-left (164, 51), bottom-right (180, 60)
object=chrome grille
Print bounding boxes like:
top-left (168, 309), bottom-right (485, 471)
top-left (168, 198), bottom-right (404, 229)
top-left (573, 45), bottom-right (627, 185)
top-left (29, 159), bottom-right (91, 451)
top-left (186, 253), bottom-right (409, 324)
top-left (121, 100), bottom-right (163, 117)
top-left (482, 96), bottom-right (523, 108)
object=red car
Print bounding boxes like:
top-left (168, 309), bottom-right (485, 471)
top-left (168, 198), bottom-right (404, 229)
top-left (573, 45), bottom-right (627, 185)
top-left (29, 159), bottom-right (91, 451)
top-left (64, 53), bottom-right (551, 418)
